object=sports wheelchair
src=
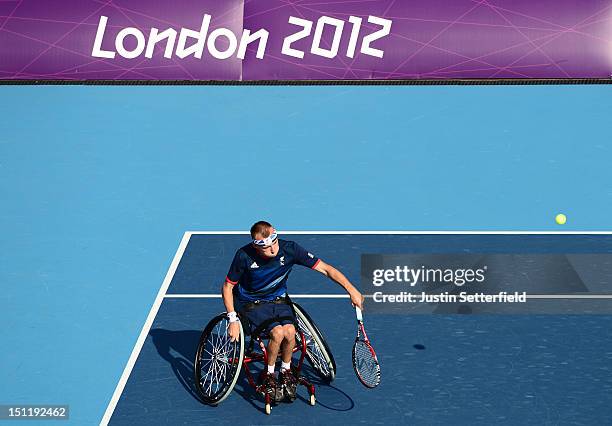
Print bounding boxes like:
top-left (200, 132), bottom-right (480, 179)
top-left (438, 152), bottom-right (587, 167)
top-left (193, 300), bottom-right (336, 415)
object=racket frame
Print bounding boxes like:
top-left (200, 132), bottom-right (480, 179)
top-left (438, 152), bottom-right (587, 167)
top-left (352, 307), bottom-right (381, 388)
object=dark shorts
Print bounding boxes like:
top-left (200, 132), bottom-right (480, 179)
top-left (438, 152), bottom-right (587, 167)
top-left (241, 302), bottom-right (296, 336)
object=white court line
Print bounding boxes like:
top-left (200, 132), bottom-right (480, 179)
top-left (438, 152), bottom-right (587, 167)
top-left (187, 231), bottom-right (612, 235)
top-left (164, 294), bottom-right (350, 298)
top-left (100, 232), bottom-right (192, 426)
top-left (526, 295), bottom-right (612, 299)
top-left (101, 230), bottom-right (612, 424)
top-left (164, 294), bottom-right (612, 299)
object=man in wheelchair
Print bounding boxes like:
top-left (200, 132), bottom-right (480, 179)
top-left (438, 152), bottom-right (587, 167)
top-left (222, 221), bottom-right (363, 402)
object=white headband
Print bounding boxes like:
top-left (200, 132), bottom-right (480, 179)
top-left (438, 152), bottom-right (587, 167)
top-left (253, 231), bottom-right (278, 247)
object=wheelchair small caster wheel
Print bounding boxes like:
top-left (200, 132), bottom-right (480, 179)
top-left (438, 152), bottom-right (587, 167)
top-left (265, 403), bottom-right (271, 415)
top-left (309, 394), bottom-right (316, 406)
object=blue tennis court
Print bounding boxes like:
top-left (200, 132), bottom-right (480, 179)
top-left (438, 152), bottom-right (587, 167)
top-left (1, 85), bottom-right (612, 424)
top-left (104, 233), bottom-right (612, 424)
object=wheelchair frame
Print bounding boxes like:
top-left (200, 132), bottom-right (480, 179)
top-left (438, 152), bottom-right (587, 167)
top-left (194, 301), bottom-right (335, 415)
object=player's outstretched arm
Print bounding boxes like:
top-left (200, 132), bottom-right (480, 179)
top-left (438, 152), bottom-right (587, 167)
top-left (313, 260), bottom-right (364, 309)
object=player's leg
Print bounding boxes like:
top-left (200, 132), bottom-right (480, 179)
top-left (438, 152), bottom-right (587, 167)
top-left (242, 303), bottom-right (283, 369)
top-left (262, 324), bottom-right (285, 402)
top-left (277, 312), bottom-right (298, 402)
top-left (280, 323), bottom-right (296, 363)
top-left (242, 304), bottom-right (283, 401)
top-left (266, 325), bottom-right (285, 368)
top-left (275, 303), bottom-right (297, 366)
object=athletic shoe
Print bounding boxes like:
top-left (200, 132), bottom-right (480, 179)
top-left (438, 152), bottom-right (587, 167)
top-left (258, 371), bottom-right (283, 403)
top-left (279, 368), bottom-right (297, 402)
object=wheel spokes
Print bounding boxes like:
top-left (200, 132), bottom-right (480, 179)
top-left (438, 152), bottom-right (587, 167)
top-left (198, 318), bottom-right (240, 397)
top-left (297, 315), bottom-right (332, 376)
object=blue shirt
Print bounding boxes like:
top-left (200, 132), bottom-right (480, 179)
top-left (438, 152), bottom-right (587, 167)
top-left (225, 239), bottom-right (320, 303)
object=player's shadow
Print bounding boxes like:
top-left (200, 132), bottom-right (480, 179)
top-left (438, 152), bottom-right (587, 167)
top-left (149, 328), bottom-right (354, 412)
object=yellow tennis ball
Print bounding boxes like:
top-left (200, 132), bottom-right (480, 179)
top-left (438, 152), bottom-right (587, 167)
top-left (555, 214), bottom-right (567, 225)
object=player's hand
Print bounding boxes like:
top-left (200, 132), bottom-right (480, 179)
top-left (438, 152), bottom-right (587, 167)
top-left (350, 290), bottom-right (364, 310)
top-left (229, 321), bottom-right (241, 342)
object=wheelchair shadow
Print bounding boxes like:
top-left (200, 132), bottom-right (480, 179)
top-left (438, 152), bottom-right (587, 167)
top-left (293, 364), bottom-right (355, 412)
top-left (149, 329), bottom-right (203, 403)
top-left (149, 328), bottom-right (354, 412)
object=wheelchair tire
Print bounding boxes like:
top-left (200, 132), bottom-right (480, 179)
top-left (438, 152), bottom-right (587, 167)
top-left (293, 302), bottom-right (336, 383)
top-left (194, 313), bottom-right (245, 405)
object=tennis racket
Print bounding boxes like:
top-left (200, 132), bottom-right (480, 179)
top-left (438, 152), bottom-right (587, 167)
top-left (352, 307), bottom-right (381, 388)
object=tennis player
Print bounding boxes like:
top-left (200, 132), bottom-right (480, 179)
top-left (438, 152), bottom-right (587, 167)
top-left (222, 221), bottom-right (363, 402)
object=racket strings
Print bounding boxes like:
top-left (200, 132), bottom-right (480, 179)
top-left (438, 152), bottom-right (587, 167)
top-left (353, 340), bottom-right (380, 387)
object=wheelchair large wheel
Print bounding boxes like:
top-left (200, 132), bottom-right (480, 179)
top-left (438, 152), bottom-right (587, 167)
top-left (194, 313), bottom-right (245, 405)
top-left (293, 302), bottom-right (336, 383)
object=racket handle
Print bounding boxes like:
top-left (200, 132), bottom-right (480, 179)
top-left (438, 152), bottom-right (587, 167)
top-left (355, 306), bottom-right (363, 322)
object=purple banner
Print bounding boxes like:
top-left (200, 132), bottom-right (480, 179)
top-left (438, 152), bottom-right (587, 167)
top-left (1, 0), bottom-right (611, 81)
